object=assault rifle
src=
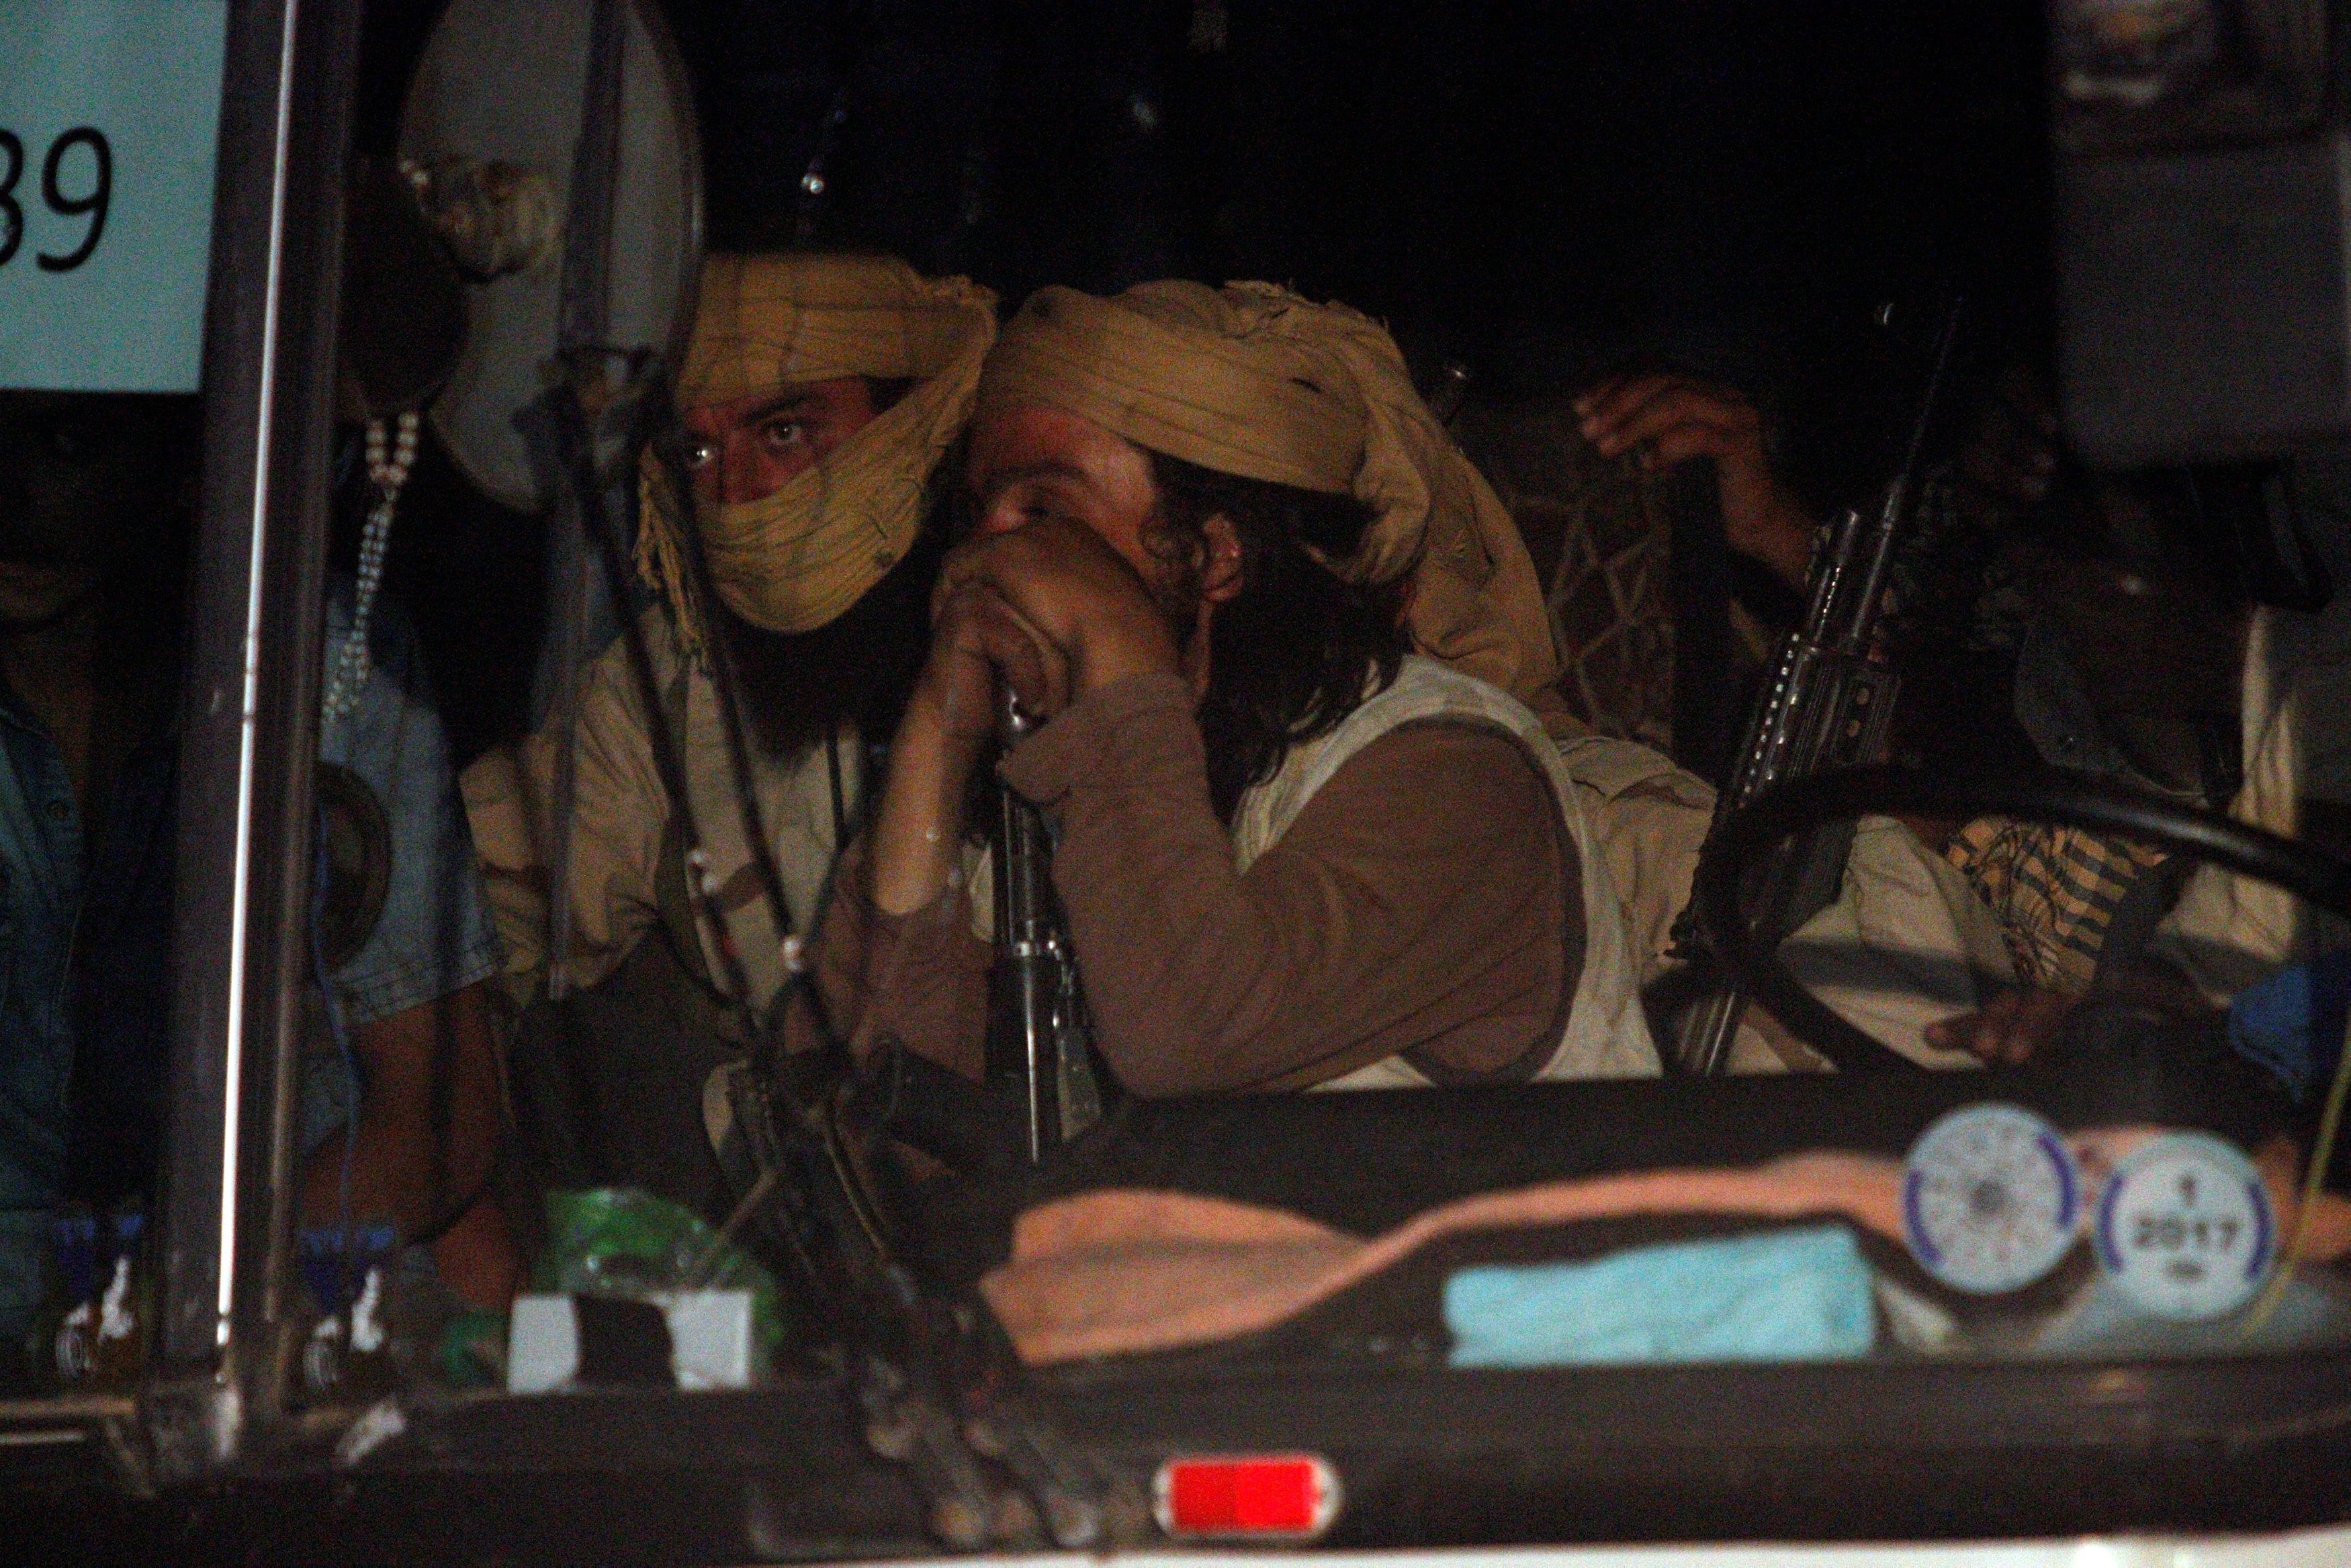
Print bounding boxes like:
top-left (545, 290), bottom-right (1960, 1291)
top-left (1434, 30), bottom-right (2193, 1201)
top-left (1662, 300), bottom-right (1965, 1074)
top-left (987, 688), bottom-right (1106, 1162)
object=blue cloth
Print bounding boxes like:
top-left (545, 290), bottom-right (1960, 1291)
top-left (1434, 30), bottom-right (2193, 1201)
top-left (2227, 950), bottom-right (2351, 1104)
top-left (0, 584), bottom-right (502, 1341)
top-left (1444, 1225), bottom-right (1877, 1369)
top-left (0, 650), bottom-right (177, 1266)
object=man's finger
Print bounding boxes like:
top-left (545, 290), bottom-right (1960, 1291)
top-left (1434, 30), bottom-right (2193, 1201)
top-left (1592, 389), bottom-right (1755, 462)
top-left (1990, 1017), bottom-right (2036, 1065)
top-left (1575, 374), bottom-right (1685, 439)
top-left (1584, 381), bottom-right (1749, 441)
top-left (1986, 990), bottom-right (2037, 1063)
top-left (931, 586), bottom-right (1040, 733)
top-left (935, 528), bottom-right (1051, 627)
top-left (979, 615), bottom-right (1052, 718)
top-left (1933, 989), bottom-right (2021, 1064)
top-left (1646, 424), bottom-right (1743, 468)
top-left (984, 589), bottom-right (1073, 719)
top-left (1572, 375), bottom-right (1636, 415)
top-left (2004, 990), bottom-right (2076, 1065)
top-left (955, 583), bottom-right (1073, 721)
top-left (1932, 988), bottom-right (2074, 1066)
top-left (1577, 375), bottom-right (1680, 442)
top-left (931, 535), bottom-right (997, 620)
top-left (1572, 373), bottom-right (1660, 422)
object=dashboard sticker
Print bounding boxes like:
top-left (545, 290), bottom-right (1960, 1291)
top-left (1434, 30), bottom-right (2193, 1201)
top-left (1903, 1103), bottom-right (2082, 1294)
top-left (2093, 1132), bottom-right (2274, 1322)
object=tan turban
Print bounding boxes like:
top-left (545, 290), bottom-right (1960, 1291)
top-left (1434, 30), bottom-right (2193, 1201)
top-left (974, 280), bottom-right (1562, 703)
top-left (639, 252), bottom-right (997, 643)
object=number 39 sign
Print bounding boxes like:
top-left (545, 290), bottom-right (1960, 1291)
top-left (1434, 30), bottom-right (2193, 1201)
top-left (0, 1), bottom-right (230, 393)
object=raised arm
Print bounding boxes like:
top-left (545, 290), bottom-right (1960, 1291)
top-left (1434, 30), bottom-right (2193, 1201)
top-left (1005, 676), bottom-right (1578, 1095)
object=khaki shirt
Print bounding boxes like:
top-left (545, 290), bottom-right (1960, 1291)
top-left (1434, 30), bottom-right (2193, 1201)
top-left (1554, 731), bottom-right (2004, 1072)
top-left (2156, 601), bottom-right (2351, 1000)
top-left (461, 609), bottom-right (863, 1011)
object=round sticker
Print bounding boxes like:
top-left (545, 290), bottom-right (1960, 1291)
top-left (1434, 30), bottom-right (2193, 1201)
top-left (2094, 1133), bottom-right (2274, 1321)
top-left (1902, 1103), bottom-right (2083, 1293)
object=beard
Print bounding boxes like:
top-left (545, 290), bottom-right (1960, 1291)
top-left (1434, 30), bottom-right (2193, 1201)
top-left (714, 526), bottom-right (944, 761)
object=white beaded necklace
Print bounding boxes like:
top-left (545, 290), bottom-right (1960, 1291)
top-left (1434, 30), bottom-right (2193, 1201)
top-left (324, 410), bottom-right (419, 719)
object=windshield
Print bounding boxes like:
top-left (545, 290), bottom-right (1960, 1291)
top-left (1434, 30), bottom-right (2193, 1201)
top-left (15, 0), bottom-right (2351, 1555)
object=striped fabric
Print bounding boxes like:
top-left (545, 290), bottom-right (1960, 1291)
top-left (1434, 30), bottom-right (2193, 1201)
top-left (1946, 817), bottom-right (2168, 995)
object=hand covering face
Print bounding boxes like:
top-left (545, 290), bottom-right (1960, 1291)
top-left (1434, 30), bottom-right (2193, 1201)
top-left (974, 279), bottom-right (1562, 702)
top-left (639, 252), bottom-right (997, 643)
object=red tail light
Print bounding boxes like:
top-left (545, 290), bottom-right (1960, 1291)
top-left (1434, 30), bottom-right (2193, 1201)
top-left (1153, 1452), bottom-right (1342, 1541)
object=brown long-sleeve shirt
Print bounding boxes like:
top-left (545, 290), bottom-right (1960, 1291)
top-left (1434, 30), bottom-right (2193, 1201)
top-left (799, 672), bottom-right (1582, 1095)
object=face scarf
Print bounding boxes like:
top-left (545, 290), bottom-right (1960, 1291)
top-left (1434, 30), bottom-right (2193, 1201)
top-left (972, 280), bottom-right (1562, 704)
top-left (638, 252), bottom-right (997, 648)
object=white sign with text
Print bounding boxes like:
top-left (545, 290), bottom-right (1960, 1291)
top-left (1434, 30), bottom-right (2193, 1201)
top-left (0, 0), bottom-right (230, 391)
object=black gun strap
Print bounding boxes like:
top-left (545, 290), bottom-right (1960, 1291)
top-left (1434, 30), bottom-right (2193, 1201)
top-left (1667, 455), bottom-right (1736, 787)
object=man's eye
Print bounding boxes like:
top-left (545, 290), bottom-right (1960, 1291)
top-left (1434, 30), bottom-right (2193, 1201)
top-left (682, 439), bottom-right (716, 471)
top-left (758, 420), bottom-right (810, 450)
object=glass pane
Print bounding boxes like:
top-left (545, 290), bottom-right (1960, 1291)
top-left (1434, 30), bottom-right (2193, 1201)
top-left (189, 0), bottom-right (2351, 1552)
top-left (0, 0), bottom-right (227, 1401)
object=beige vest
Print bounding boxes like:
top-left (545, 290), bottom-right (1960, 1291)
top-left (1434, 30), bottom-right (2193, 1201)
top-left (1230, 656), bottom-right (1659, 1088)
top-left (463, 608), bottom-right (864, 1012)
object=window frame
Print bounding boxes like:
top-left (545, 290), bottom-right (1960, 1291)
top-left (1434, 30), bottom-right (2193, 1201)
top-left (52, 5), bottom-right (2351, 1557)
top-left (149, 0), bottom-right (361, 1467)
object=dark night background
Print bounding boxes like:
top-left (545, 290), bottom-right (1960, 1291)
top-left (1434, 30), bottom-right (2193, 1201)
top-left (349, 0), bottom-right (2055, 764)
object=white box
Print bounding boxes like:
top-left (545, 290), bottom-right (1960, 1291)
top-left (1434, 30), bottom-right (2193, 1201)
top-left (504, 1289), bottom-right (758, 1394)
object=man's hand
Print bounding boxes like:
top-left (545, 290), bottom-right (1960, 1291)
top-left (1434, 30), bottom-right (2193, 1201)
top-left (1924, 987), bottom-right (2078, 1066)
top-left (914, 578), bottom-right (1071, 773)
top-left (934, 513), bottom-right (1184, 705)
top-left (1574, 374), bottom-right (1816, 591)
top-left (874, 515), bottom-right (1180, 917)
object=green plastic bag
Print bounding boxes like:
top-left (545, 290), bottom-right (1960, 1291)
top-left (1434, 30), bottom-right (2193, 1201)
top-left (533, 1188), bottom-right (791, 1362)
top-left (436, 1306), bottom-right (508, 1389)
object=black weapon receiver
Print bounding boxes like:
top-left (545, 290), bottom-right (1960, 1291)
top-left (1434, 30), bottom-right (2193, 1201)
top-left (1659, 297), bottom-right (1966, 1074)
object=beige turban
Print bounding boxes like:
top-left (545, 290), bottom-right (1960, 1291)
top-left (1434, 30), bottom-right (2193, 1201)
top-left (974, 280), bottom-right (1562, 703)
top-left (639, 252), bottom-right (997, 643)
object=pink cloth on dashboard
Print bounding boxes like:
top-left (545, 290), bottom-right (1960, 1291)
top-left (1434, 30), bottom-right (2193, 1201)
top-left (977, 1130), bottom-right (2351, 1367)
top-left (980, 1153), bottom-right (1906, 1367)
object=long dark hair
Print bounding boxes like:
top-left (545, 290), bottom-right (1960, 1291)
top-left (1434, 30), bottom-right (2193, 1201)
top-left (1145, 450), bottom-right (1409, 819)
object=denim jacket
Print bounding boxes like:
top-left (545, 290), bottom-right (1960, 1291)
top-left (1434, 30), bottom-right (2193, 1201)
top-left (0, 585), bottom-right (501, 1339)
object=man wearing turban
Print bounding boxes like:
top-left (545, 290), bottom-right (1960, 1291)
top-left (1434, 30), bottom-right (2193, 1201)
top-left (791, 280), bottom-right (1659, 1093)
top-left (463, 252), bottom-right (995, 1204)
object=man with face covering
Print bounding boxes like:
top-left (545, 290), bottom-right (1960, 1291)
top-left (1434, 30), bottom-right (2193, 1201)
top-left (790, 281), bottom-right (1658, 1093)
top-left (463, 253), bottom-right (995, 1198)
